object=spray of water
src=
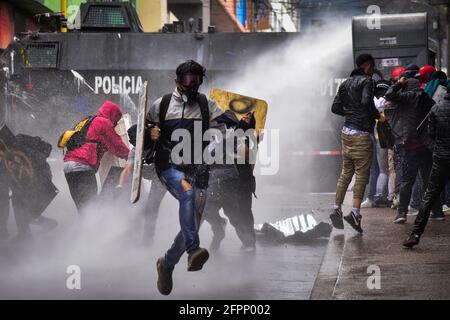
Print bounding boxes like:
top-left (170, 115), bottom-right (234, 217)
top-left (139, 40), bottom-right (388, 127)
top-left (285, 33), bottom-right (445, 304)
top-left (0, 22), bottom-right (352, 299)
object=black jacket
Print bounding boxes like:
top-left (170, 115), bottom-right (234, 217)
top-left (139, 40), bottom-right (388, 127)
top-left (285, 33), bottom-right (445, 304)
top-left (331, 69), bottom-right (379, 133)
top-left (429, 94), bottom-right (450, 158)
top-left (385, 81), bottom-right (435, 146)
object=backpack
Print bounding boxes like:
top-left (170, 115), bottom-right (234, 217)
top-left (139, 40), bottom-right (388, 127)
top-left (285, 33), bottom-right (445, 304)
top-left (377, 121), bottom-right (395, 149)
top-left (58, 116), bottom-right (96, 151)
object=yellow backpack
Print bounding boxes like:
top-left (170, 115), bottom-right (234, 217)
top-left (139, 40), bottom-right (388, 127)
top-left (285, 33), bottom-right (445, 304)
top-left (57, 116), bottom-right (95, 150)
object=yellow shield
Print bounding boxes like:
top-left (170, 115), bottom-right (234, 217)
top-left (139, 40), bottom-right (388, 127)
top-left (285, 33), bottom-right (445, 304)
top-left (210, 88), bottom-right (268, 133)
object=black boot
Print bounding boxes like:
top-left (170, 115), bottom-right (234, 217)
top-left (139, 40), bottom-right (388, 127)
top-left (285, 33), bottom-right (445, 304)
top-left (187, 247), bottom-right (209, 272)
top-left (156, 257), bottom-right (173, 295)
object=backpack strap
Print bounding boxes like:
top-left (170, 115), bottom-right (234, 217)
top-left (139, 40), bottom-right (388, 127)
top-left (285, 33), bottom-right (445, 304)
top-left (159, 94), bottom-right (173, 129)
top-left (81, 116), bottom-right (95, 135)
top-left (197, 93), bottom-right (210, 133)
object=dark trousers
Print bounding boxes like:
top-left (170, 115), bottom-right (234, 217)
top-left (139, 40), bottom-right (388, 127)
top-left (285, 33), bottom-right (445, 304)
top-left (413, 156), bottom-right (450, 235)
top-left (410, 174), bottom-right (423, 209)
top-left (0, 182), bottom-right (9, 234)
top-left (397, 147), bottom-right (442, 214)
top-left (393, 145), bottom-right (402, 195)
top-left (0, 181), bottom-right (32, 235)
top-left (65, 170), bottom-right (98, 214)
top-left (394, 145), bottom-right (425, 208)
top-left (203, 168), bottom-right (256, 247)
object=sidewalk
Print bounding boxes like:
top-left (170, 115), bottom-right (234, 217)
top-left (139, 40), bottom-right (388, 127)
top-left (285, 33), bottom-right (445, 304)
top-left (311, 202), bottom-right (450, 299)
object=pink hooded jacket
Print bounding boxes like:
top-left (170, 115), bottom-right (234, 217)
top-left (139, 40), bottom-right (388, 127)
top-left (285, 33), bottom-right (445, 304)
top-left (64, 100), bottom-right (129, 171)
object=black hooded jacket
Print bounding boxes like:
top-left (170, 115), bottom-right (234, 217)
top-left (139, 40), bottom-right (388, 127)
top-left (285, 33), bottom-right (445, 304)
top-left (429, 93), bottom-right (450, 158)
top-left (331, 69), bottom-right (380, 133)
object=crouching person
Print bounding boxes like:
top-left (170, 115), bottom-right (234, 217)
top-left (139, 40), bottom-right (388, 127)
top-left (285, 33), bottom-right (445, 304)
top-left (62, 100), bottom-right (129, 214)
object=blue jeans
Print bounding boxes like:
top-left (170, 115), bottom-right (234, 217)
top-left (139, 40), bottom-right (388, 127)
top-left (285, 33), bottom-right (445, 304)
top-left (367, 135), bottom-right (379, 199)
top-left (445, 181), bottom-right (450, 206)
top-left (159, 168), bottom-right (207, 269)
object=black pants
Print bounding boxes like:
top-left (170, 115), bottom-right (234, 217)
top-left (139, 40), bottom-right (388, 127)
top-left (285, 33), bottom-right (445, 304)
top-left (65, 170), bottom-right (98, 214)
top-left (0, 181), bottom-right (32, 235)
top-left (413, 156), bottom-right (450, 235)
top-left (397, 147), bottom-right (442, 214)
top-left (0, 181), bottom-right (9, 234)
top-left (203, 168), bottom-right (255, 247)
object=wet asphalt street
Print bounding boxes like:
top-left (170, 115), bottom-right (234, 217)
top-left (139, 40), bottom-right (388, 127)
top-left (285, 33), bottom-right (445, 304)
top-left (0, 166), bottom-right (335, 300)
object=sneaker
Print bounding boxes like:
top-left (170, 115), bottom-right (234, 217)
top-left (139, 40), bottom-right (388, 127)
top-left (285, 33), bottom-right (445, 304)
top-left (403, 233), bottom-right (420, 249)
top-left (187, 247), bottom-right (209, 272)
top-left (407, 206), bottom-right (419, 216)
top-left (156, 257), bottom-right (173, 295)
top-left (240, 244), bottom-right (256, 253)
top-left (430, 211), bottom-right (445, 221)
top-left (373, 195), bottom-right (389, 208)
top-left (394, 212), bottom-right (407, 224)
top-left (443, 205), bottom-right (450, 215)
top-left (361, 198), bottom-right (375, 208)
top-left (329, 208), bottom-right (344, 229)
top-left (344, 212), bottom-right (363, 234)
top-left (391, 195), bottom-right (399, 209)
top-left (210, 218), bottom-right (227, 252)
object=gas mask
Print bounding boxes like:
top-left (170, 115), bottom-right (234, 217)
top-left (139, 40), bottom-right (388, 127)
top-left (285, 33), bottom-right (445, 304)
top-left (178, 73), bottom-right (203, 103)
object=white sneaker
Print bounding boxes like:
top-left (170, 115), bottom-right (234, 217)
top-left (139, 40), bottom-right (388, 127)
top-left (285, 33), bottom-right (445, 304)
top-left (443, 205), bottom-right (450, 215)
top-left (361, 198), bottom-right (374, 208)
top-left (408, 206), bottom-right (419, 216)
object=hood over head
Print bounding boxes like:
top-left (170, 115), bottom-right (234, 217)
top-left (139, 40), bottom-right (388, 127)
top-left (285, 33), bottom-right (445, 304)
top-left (405, 78), bottom-right (421, 92)
top-left (97, 100), bottom-right (123, 125)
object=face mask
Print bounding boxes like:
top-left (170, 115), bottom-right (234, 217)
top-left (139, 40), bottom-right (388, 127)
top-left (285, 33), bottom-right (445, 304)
top-left (178, 73), bottom-right (203, 102)
top-left (181, 85), bottom-right (199, 103)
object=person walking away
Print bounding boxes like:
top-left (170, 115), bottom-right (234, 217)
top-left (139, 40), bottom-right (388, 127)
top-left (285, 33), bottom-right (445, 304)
top-left (329, 54), bottom-right (383, 233)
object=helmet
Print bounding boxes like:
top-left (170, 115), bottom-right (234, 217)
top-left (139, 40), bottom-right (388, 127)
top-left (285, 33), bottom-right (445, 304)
top-left (391, 67), bottom-right (406, 81)
top-left (419, 65), bottom-right (437, 87)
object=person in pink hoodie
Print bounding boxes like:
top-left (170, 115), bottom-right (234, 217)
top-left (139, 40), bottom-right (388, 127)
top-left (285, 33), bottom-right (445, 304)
top-left (64, 100), bottom-right (129, 214)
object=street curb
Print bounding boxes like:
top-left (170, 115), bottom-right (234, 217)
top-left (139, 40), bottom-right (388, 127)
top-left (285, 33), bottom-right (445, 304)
top-left (309, 228), bottom-right (346, 300)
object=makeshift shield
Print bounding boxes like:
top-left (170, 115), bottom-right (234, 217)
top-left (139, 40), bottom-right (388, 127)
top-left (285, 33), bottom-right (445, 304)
top-left (0, 125), bottom-right (58, 219)
top-left (209, 88), bottom-right (268, 132)
top-left (130, 81), bottom-right (148, 203)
